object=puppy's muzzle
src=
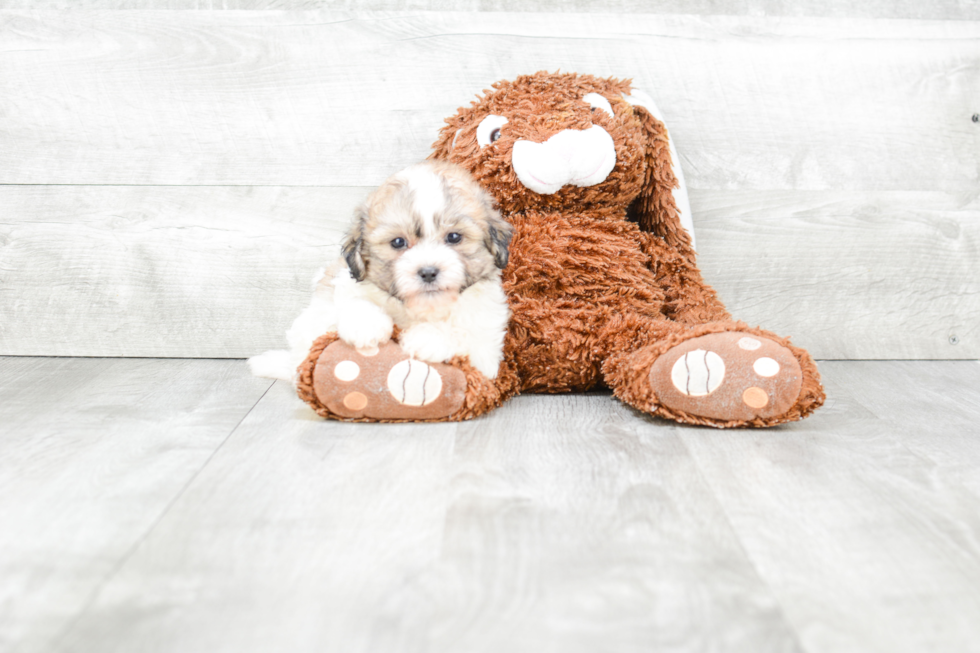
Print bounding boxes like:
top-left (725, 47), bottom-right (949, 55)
top-left (418, 267), bottom-right (440, 284)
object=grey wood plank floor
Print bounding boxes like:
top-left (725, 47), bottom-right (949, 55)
top-left (2, 358), bottom-right (979, 653)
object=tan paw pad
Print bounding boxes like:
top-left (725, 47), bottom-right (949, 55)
top-left (312, 340), bottom-right (467, 420)
top-left (649, 332), bottom-right (803, 421)
top-left (343, 392), bottom-right (368, 411)
top-left (742, 387), bottom-right (769, 408)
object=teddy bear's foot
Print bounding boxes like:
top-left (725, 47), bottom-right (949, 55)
top-left (306, 339), bottom-right (468, 421)
top-left (296, 333), bottom-right (521, 423)
top-left (649, 331), bottom-right (804, 424)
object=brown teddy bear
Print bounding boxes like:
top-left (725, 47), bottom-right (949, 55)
top-left (298, 71), bottom-right (825, 427)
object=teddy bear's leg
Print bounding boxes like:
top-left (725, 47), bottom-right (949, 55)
top-left (601, 321), bottom-right (825, 428)
top-left (636, 232), bottom-right (733, 325)
top-left (295, 333), bottom-right (519, 423)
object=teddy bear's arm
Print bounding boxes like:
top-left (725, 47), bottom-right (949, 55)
top-left (637, 233), bottom-right (731, 325)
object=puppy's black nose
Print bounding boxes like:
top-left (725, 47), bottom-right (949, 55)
top-left (418, 267), bottom-right (440, 284)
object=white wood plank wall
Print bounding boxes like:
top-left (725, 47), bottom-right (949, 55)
top-left (3, 1), bottom-right (980, 19)
top-left (0, 7), bottom-right (977, 358)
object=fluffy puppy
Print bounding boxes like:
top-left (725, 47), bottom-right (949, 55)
top-left (249, 160), bottom-right (513, 382)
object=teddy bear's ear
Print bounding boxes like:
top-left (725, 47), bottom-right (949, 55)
top-left (429, 119), bottom-right (463, 161)
top-left (621, 90), bottom-right (697, 262)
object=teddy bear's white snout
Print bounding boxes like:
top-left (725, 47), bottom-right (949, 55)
top-left (511, 125), bottom-right (617, 195)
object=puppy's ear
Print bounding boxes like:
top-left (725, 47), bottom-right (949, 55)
top-left (341, 205), bottom-right (368, 281)
top-left (485, 211), bottom-right (513, 270)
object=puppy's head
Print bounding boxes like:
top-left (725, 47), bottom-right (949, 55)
top-left (341, 160), bottom-right (511, 313)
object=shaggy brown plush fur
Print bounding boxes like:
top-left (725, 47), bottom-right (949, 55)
top-left (299, 70), bottom-right (824, 427)
top-left (426, 71), bottom-right (824, 426)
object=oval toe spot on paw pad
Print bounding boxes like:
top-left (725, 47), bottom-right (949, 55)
top-left (670, 349), bottom-right (725, 396)
top-left (387, 360), bottom-right (442, 407)
top-left (742, 387), bottom-right (769, 408)
top-left (356, 345), bottom-right (379, 357)
top-left (333, 360), bottom-right (360, 382)
top-left (738, 337), bottom-right (762, 350)
top-left (753, 357), bottom-right (780, 377)
top-left (343, 392), bottom-right (368, 411)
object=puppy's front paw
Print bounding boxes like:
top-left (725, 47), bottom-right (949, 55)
top-left (400, 323), bottom-right (455, 365)
top-left (337, 303), bottom-right (393, 350)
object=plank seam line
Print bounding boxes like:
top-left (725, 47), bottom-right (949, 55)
top-left (0, 355), bottom-right (267, 361)
top-left (0, 183), bottom-right (378, 188)
top-left (39, 377), bottom-right (276, 653)
top-left (673, 428), bottom-right (809, 652)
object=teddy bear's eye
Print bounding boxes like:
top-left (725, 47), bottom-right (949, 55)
top-left (391, 237), bottom-right (407, 249)
top-left (477, 114), bottom-right (508, 147)
top-left (583, 93), bottom-right (613, 119)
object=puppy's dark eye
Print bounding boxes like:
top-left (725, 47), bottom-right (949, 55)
top-left (489, 128), bottom-right (501, 143)
top-left (391, 237), bottom-right (407, 249)
top-left (445, 232), bottom-right (462, 244)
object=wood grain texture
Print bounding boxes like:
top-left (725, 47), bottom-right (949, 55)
top-left (49, 379), bottom-right (464, 653)
top-left (827, 360), bottom-right (980, 496)
top-left (1, 185), bottom-right (976, 359)
top-left (679, 360), bottom-right (980, 653)
top-left (694, 190), bottom-right (980, 359)
top-left (0, 357), bottom-right (272, 653)
top-left (2, 0), bottom-right (979, 20)
top-left (1, 11), bottom-right (978, 190)
top-left (4, 358), bottom-right (975, 653)
top-left (50, 384), bottom-right (803, 653)
top-left (366, 393), bottom-right (802, 653)
top-left (0, 185), bottom-right (364, 357)
top-left (2, 10), bottom-right (977, 359)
